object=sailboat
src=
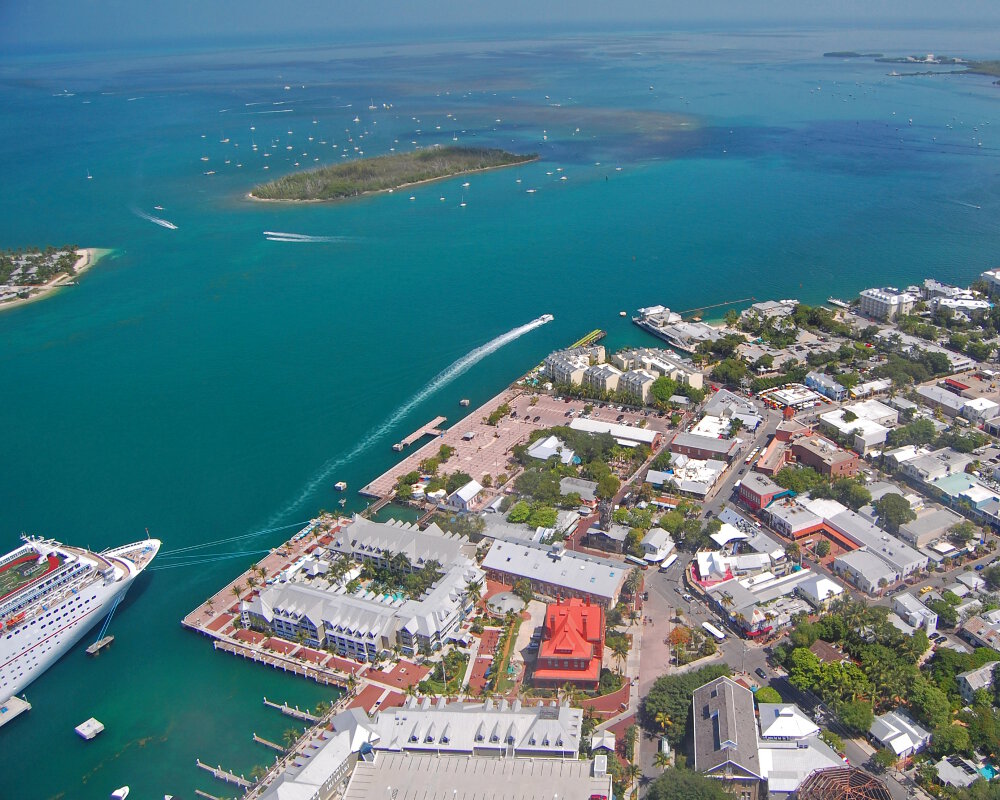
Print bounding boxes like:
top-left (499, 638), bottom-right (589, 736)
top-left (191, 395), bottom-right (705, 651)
top-left (86, 169), bottom-right (92, 180)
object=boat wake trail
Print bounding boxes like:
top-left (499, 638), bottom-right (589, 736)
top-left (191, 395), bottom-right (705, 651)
top-left (263, 231), bottom-right (351, 243)
top-left (132, 207), bottom-right (178, 230)
top-left (264, 314), bottom-right (554, 526)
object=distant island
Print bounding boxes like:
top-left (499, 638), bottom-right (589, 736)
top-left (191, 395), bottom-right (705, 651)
top-left (0, 246), bottom-right (109, 311)
top-left (249, 146), bottom-right (538, 202)
top-left (825, 51), bottom-right (1000, 82)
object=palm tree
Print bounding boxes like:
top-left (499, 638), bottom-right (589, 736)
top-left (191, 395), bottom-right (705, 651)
top-left (231, 583), bottom-right (245, 603)
top-left (609, 638), bottom-right (630, 674)
top-left (625, 568), bottom-right (644, 597)
top-left (654, 750), bottom-right (671, 770)
top-left (655, 711), bottom-right (673, 732)
top-left (464, 579), bottom-right (483, 608)
top-left (282, 728), bottom-right (300, 748)
top-left (626, 763), bottom-right (642, 788)
top-left (246, 575), bottom-right (259, 593)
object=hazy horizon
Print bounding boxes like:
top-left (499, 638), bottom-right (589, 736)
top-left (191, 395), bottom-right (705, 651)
top-left (4, 0), bottom-right (1000, 54)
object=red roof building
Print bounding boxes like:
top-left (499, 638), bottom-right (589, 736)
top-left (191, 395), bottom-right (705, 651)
top-left (533, 598), bottom-right (604, 690)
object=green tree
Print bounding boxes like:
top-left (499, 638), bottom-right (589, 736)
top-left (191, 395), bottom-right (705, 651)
top-left (710, 357), bottom-right (748, 385)
top-left (930, 723), bottom-right (972, 758)
top-left (872, 747), bottom-right (897, 772)
top-left (445, 471), bottom-right (473, 494)
top-left (512, 578), bottom-right (533, 603)
top-left (950, 520), bottom-right (980, 545)
top-left (645, 769), bottom-right (729, 800)
top-left (874, 493), bottom-right (916, 533)
top-left (596, 473), bottom-right (621, 500)
top-left (507, 501), bottom-right (531, 524)
top-left (815, 539), bottom-right (832, 558)
top-left (831, 478), bottom-right (872, 511)
top-left (754, 686), bottom-right (782, 704)
top-left (839, 700), bottom-right (874, 734)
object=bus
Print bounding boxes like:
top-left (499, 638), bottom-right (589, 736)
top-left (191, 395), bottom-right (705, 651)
top-left (658, 554), bottom-right (678, 572)
top-left (702, 621), bottom-right (727, 641)
top-left (744, 447), bottom-right (760, 465)
top-left (625, 554), bottom-right (649, 569)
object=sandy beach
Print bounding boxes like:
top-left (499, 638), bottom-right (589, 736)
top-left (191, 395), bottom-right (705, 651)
top-left (0, 247), bottom-right (111, 313)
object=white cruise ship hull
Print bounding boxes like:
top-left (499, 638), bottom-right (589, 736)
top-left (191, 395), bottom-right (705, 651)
top-left (0, 538), bottom-right (160, 702)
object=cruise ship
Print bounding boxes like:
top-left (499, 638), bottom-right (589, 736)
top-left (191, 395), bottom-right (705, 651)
top-left (0, 535), bottom-right (160, 701)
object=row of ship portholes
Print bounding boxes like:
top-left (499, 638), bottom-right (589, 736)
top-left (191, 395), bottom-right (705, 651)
top-left (4, 593), bottom-right (97, 640)
top-left (1, 597), bottom-right (94, 688)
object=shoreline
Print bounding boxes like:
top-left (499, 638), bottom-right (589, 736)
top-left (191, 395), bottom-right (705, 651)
top-left (245, 155), bottom-right (540, 204)
top-left (0, 248), bottom-right (112, 313)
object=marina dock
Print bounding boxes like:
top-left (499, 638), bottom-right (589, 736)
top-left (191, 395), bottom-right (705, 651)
top-left (392, 416), bottom-right (446, 451)
top-left (253, 732), bottom-right (285, 752)
top-left (263, 697), bottom-right (319, 722)
top-left (0, 696), bottom-right (31, 729)
top-left (196, 759), bottom-right (252, 789)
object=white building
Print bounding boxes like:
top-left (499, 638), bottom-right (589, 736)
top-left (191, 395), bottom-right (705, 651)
top-left (859, 287), bottom-right (919, 320)
top-left (891, 593), bottom-right (938, 634)
top-left (527, 435), bottom-right (576, 465)
top-left (819, 399), bottom-right (898, 454)
top-left (583, 363), bottom-right (623, 394)
top-left (447, 480), bottom-right (483, 512)
top-left (619, 369), bottom-right (657, 402)
top-left (870, 710), bottom-right (931, 758)
top-left (641, 527), bottom-right (674, 563)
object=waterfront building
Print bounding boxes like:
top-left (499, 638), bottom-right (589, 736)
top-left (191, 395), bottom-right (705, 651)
top-left (242, 557), bottom-right (483, 660)
top-left (257, 728), bottom-right (356, 800)
top-left (343, 752), bottom-right (611, 800)
top-left (611, 346), bottom-right (704, 389)
top-left (858, 287), bottom-right (918, 320)
top-left (480, 540), bottom-right (625, 607)
top-left (981, 268), bottom-right (1000, 296)
top-left (582, 363), bottom-right (622, 394)
top-left (368, 696), bottom-right (583, 758)
top-left (790, 436), bottom-right (859, 478)
top-left (327, 516), bottom-right (476, 572)
top-left (543, 345), bottom-right (605, 385)
top-left (618, 368), bottom-right (657, 402)
top-left (532, 598), bottom-right (604, 690)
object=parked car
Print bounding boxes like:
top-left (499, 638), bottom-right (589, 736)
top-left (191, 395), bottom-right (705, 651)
top-left (682, 593), bottom-right (693, 601)
top-left (755, 667), bottom-right (768, 680)
top-left (976, 563), bottom-right (987, 571)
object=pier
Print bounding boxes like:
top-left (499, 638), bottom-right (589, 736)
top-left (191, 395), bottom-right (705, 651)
top-left (253, 732), bottom-right (285, 752)
top-left (194, 791), bottom-right (225, 800)
top-left (196, 759), bottom-right (252, 789)
top-left (213, 641), bottom-right (344, 687)
top-left (392, 416), bottom-right (446, 451)
top-left (86, 635), bottom-right (114, 656)
top-left (566, 328), bottom-right (606, 349)
top-left (263, 697), bottom-right (319, 722)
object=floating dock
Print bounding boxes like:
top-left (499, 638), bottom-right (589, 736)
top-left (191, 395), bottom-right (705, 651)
top-left (0, 696), bottom-right (31, 729)
top-left (392, 416), bottom-right (447, 451)
top-left (86, 635), bottom-right (114, 655)
top-left (195, 759), bottom-right (252, 789)
top-left (75, 717), bottom-right (105, 740)
top-left (263, 697), bottom-right (319, 722)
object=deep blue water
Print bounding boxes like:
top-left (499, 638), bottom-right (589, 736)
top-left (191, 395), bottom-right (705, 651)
top-left (0, 24), bottom-right (999, 798)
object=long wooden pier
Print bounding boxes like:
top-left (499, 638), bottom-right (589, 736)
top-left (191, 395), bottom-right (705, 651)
top-left (263, 697), bottom-right (319, 722)
top-left (213, 641), bottom-right (344, 687)
top-left (196, 759), bottom-right (252, 789)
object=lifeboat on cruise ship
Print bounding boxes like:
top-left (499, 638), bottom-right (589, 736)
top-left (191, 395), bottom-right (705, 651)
top-left (5, 612), bottom-right (26, 628)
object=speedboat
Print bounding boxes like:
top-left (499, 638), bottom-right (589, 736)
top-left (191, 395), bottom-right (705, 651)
top-left (111, 788), bottom-right (129, 800)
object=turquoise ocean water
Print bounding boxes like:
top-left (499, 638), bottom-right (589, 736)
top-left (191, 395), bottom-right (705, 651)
top-left (1, 23), bottom-right (999, 798)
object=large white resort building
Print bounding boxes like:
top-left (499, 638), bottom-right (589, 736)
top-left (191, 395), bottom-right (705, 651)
top-left (241, 517), bottom-right (484, 661)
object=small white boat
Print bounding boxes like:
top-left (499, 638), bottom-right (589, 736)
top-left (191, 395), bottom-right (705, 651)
top-left (111, 788), bottom-right (129, 800)
top-left (334, 481), bottom-right (347, 491)
top-left (619, 311), bottom-right (627, 317)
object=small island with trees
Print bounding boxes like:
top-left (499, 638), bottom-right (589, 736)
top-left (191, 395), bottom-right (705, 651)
top-left (249, 146), bottom-right (537, 201)
top-left (0, 246), bottom-right (108, 311)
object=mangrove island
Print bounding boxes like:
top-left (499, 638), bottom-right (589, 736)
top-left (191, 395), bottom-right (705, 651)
top-left (249, 146), bottom-right (537, 201)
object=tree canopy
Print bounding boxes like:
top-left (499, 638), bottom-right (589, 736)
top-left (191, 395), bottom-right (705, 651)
top-left (644, 769), bottom-right (730, 800)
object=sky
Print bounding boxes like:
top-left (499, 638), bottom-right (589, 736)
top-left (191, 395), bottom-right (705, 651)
top-left (2, 0), bottom-right (999, 52)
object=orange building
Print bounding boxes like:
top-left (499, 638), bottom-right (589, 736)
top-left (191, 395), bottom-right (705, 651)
top-left (533, 598), bottom-right (604, 690)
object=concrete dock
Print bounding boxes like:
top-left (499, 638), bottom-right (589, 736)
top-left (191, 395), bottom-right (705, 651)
top-left (393, 416), bottom-right (447, 450)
